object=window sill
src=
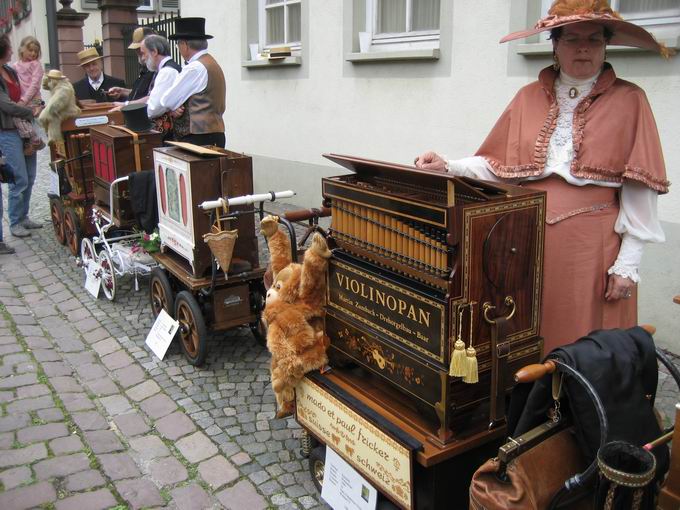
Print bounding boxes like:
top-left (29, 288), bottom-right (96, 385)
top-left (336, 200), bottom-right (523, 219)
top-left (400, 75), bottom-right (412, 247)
top-left (345, 48), bottom-right (440, 63)
top-left (516, 36), bottom-right (680, 55)
top-left (242, 57), bottom-right (302, 68)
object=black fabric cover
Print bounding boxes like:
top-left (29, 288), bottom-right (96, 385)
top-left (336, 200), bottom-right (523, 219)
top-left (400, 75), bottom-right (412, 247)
top-left (128, 170), bottom-right (157, 234)
top-left (508, 327), bottom-right (669, 478)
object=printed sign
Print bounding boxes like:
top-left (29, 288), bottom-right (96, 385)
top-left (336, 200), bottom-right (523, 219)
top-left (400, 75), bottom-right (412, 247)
top-left (321, 446), bottom-right (378, 510)
top-left (74, 115), bottom-right (109, 128)
top-left (296, 378), bottom-right (413, 510)
top-left (145, 309), bottom-right (179, 360)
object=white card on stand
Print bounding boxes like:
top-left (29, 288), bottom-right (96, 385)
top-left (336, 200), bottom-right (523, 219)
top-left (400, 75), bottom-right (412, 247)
top-left (321, 447), bottom-right (378, 510)
top-left (145, 309), bottom-right (179, 360)
top-left (84, 263), bottom-right (101, 299)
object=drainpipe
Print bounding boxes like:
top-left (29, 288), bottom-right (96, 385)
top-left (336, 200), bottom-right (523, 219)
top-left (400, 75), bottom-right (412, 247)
top-left (46, 0), bottom-right (59, 70)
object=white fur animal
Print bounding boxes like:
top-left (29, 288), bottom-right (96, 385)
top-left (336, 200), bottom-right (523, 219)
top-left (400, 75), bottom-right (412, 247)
top-left (38, 70), bottom-right (81, 144)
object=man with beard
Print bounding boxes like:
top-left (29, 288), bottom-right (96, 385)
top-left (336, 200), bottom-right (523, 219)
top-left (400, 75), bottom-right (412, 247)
top-left (108, 27), bottom-right (157, 106)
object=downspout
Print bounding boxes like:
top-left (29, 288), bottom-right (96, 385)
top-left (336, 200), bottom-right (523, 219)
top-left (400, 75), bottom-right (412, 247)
top-left (46, 0), bottom-right (59, 70)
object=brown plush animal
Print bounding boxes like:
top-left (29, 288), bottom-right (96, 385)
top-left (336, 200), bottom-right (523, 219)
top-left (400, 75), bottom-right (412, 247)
top-left (261, 215), bottom-right (331, 418)
top-left (38, 70), bottom-right (80, 144)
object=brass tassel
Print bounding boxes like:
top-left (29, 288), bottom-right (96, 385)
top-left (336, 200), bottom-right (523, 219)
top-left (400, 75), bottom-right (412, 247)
top-left (449, 305), bottom-right (467, 377)
top-left (463, 346), bottom-right (479, 384)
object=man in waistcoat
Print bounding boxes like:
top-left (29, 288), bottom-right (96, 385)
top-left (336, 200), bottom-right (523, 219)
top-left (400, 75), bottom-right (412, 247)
top-left (160, 18), bottom-right (226, 147)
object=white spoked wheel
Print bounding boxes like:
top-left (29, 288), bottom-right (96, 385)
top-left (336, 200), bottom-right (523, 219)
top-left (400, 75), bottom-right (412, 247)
top-left (98, 251), bottom-right (116, 301)
top-left (80, 238), bottom-right (96, 273)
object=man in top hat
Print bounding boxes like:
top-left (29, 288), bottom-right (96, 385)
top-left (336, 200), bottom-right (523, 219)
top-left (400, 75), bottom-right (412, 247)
top-left (72, 48), bottom-right (126, 103)
top-left (108, 26), bottom-right (157, 106)
top-left (160, 17), bottom-right (226, 147)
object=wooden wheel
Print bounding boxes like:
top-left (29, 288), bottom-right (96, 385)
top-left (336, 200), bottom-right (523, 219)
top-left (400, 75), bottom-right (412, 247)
top-left (80, 238), bottom-right (96, 271)
top-left (98, 250), bottom-right (116, 301)
top-left (175, 291), bottom-right (207, 366)
top-left (50, 198), bottom-right (66, 245)
top-left (63, 208), bottom-right (81, 256)
top-left (249, 317), bottom-right (267, 346)
top-left (149, 268), bottom-right (174, 319)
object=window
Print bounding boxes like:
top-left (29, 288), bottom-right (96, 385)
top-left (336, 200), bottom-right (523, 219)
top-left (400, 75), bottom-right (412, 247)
top-left (541, 0), bottom-right (680, 27)
top-left (367, 0), bottom-right (440, 49)
top-left (138, 0), bottom-right (155, 12)
top-left (258, 0), bottom-right (301, 51)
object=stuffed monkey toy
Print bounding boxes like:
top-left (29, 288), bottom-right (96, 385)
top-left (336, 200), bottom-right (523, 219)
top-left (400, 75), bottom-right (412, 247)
top-left (38, 70), bottom-right (81, 144)
top-left (261, 215), bottom-right (331, 418)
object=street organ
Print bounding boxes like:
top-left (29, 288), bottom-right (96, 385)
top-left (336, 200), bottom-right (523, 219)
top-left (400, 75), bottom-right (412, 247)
top-left (321, 154), bottom-right (546, 445)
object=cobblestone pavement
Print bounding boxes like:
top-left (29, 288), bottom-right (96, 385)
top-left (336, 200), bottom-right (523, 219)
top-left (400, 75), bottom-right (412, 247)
top-left (0, 147), bottom-right (678, 509)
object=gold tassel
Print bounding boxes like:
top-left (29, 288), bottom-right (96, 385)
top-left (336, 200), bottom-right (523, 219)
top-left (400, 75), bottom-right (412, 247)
top-left (449, 339), bottom-right (466, 377)
top-left (463, 346), bottom-right (479, 384)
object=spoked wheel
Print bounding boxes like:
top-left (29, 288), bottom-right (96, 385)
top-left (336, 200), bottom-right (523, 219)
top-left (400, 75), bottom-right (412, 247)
top-left (98, 250), bottom-right (116, 301)
top-left (63, 208), bottom-right (81, 256)
top-left (80, 238), bottom-right (96, 271)
top-left (50, 198), bottom-right (66, 245)
top-left (175, 291), bottom-right (207, 366)
top-left (250, 317), bottom-right (267, 346)
top-left (308, 446), bottom-right (326, 493)
top-left (149, 268), bottom-right (174, 319)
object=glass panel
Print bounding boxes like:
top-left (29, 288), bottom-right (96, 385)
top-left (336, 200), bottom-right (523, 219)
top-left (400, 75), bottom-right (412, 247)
top-left (166, 167), bottom-right (180, 223)
top-left (266, 5), bottom-right (285, 45)
top-left (412, 0), bottom-right (440, 31)
top-left (618, 0), bottom-right (680, 19)
top-left (377, 0), bottom-right (406, 34)
top-left (287, 2), bottom-right (301, 43)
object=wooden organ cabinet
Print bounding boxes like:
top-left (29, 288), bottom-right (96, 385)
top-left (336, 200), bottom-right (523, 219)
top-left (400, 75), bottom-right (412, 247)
top-left (322, 154), bottom-right (546, 445)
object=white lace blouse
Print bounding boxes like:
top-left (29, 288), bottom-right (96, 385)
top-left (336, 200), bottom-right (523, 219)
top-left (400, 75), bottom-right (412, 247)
top-left (446, 71), bottom-right (665, 283)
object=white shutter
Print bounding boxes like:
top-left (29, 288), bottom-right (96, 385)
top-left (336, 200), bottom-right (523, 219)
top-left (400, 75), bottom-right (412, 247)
top-left (159, 0), bottom-right (180, 12)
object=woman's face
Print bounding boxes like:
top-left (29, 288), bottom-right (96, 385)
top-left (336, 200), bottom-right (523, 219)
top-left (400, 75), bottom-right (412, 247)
top-left (553, 22), bottom-right (607, 79)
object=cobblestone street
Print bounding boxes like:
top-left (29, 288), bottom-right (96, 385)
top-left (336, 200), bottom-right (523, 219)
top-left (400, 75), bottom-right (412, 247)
top-left (0, 148), bottom-right (677, 509)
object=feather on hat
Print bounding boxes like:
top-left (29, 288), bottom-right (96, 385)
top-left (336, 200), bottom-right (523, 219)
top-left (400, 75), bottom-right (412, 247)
top-left (501, 0), bottom-right (674, 58)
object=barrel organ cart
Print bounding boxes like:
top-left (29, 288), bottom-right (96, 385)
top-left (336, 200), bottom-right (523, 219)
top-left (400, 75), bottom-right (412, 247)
top-left (295, 154), bottom-right (547, 509)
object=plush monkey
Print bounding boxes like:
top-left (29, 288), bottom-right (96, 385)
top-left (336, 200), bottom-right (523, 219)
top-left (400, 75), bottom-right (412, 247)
top-left (38, 70), bottom-right (81, 144)
top-left (261, 215), bottom-right (331, 418)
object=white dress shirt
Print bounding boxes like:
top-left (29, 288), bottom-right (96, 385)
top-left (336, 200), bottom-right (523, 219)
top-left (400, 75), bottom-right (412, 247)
top-left (160, 49), bottom-right (208, 112)
top-left (88, 75), bottom-right (103, 91)
top-left (146, 56), bottom-right (180, 119)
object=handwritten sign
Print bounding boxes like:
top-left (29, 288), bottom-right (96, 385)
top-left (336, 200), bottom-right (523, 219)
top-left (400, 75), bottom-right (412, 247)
top-left (321, 446), bottom-right (378, 510)
top-left (145, 309), bottom-right (179, 360)
top-left (296, 378), bottom-right (412, 509)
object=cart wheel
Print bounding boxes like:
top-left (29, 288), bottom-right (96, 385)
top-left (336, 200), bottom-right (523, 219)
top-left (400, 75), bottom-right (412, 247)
top-left (149, 268), bottom-right (174, 319)
top-left (249, 317), bottom-right (267, 346)
top-left (50, 198), bottom-right (66, 245)
top-left (80, 238), bottom-right (96, 271)
top-left (98, 250), bottom-right (116, 301)
top-left (175, 291), bottom-right (208, 366)
top-left (308, 446), bottom-right (326, 493)
top-left (63, 208), bottom-right (81, 257)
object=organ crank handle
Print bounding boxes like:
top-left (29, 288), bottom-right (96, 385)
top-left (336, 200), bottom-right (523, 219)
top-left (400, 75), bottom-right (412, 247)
top-left (482, 296), bottom-right (516, 325)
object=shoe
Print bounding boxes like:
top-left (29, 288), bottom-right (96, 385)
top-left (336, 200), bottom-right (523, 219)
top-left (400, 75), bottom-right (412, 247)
top-left (0, 242), bottom-right (15, 255)
top-left (10, 225), bottom-right (31, 238)
top-left (22, 218), bottom-right (43, 229)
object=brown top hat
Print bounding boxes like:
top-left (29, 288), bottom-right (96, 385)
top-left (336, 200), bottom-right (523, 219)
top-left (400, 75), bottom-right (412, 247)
top-left (168, 17), bottom-right (213, 40)
top-left (121, 103), bottom-right (152, 133)
top-left (77, 47), bottom-right (103, 66)
top-left (501, 0), bottom-right (673, 57)
top-left (128, 26), bottom-right (157, 50)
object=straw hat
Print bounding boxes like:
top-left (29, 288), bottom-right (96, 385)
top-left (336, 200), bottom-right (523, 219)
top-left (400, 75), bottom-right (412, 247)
top-left (77, 47), bottom-right (103, 66)
top-left (501, 0), bottom-right (673, 57)
top-left (45, 69), bottom-right (67, 80)
top-left (128, 26), bottom-right (156, 50)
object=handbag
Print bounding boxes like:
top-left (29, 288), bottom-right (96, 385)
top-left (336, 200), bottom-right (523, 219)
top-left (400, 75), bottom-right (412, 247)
top-left (0, 152), bottom-right (14, 184)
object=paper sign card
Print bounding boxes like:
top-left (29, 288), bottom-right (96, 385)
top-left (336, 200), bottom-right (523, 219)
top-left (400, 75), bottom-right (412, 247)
top-left (84, 263), bottom-right (101, 299)
top-left (145, 309), bottom-right (179, 360)
top-left (321, 447), bottom-right (378, 510)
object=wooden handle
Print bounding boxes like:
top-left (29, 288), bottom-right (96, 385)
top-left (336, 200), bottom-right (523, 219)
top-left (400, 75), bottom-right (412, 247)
top-left (282, 207), bottom-right (331, 223)
top-left (640, 324), bottom-right (656, 335)
top-left (674, 295), bottom-right (680, 305)
top-left (514, 360), bottom-right (556, 384)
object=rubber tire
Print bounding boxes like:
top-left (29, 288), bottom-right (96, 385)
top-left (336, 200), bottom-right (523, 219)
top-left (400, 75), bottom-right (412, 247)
top-left (308, 446), bottom-right (326, 494)
top-left (98, 250), bottom-right (116, 301)
top-left (175, 290), bottom-right (208, 366)
top-left (63, 207), bottom-right (81, 257)
top-left (50, 198), bottom-right (66, 245)
top-left (249, 317), bottom-right (267, 346)
top-left (149, 268), bottom-right (174, 319)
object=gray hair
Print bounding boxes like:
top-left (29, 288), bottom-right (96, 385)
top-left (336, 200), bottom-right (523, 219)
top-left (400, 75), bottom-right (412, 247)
top-left (143, 34), bottom-right (171, 56)
top-left (184, 39), bottom-right (208, 51)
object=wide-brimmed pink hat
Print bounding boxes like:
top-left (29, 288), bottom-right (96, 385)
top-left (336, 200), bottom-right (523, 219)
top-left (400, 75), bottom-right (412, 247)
top-left (501, 0), bottom-right (673, 57)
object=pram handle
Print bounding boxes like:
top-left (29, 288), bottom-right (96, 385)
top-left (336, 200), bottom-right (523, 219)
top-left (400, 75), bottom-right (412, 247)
top-left (199, 190), bottom-right (296, 211)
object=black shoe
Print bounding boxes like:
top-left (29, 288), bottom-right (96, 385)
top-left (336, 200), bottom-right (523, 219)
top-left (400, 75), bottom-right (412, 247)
top-left (0, 242), bottom-right (15, 254)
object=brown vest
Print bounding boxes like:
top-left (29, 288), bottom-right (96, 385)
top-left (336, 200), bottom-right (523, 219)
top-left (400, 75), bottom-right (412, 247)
top-left (176, 53), bottom-right (226, 136)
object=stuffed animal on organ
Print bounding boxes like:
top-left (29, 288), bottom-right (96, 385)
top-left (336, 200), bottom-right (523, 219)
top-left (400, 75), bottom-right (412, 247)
top-left (261, 215), bottom-right (331, 418)
top-left (38, 71), bottom-right (81, 144)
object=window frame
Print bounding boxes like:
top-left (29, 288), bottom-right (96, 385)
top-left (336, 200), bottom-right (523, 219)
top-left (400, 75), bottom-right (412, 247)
top-left (137, 0), bottom-right (155, 12)
top-left (365, 0), bottom-right (441, 50)
top-left (258, 0), bottom-right (302, 52)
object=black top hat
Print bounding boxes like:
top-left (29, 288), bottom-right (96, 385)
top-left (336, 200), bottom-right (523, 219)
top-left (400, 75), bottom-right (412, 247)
top-left (169, 17), bottom-right (213, 40)
top-left (121, 103), bottom-right (153, 133)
